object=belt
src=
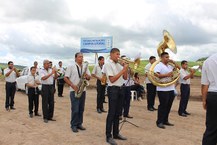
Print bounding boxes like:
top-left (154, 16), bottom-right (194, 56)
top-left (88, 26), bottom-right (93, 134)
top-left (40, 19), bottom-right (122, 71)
top-left (108, 86), bottom-right (122, 89)
top-left (42, 84), bottom-right (53, 86)
top-left (6, 82), bottom-right (16, 84)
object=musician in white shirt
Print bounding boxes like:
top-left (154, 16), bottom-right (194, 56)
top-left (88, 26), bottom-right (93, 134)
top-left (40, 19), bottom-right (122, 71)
top-left (201, 53), bottom-right (217, 145)
top-left (154, 52), bottom-right (179, 129)
top-left (91, 56), bottom-right (106, 113)
top-left (26, 66), bottom-right (41, 118)
top-left (40, 60), bottom-right (58, 123)
top-left (4, 61), bottom-right (20, 111)
top-left (64, 52), bottom-right (91, 133)
top-left (57, 61), bottom-right (65, 97)
top-left (178, 60), bottom-right (195, 117)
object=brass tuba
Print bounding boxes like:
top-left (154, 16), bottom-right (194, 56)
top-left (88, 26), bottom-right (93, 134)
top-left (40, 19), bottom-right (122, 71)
top-left (148, 30), bottom-right (180, 87)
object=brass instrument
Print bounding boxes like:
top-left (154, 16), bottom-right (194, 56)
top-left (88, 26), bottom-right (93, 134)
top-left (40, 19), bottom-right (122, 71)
top-left (118, 57), bottom-right (142, 77)
top-left (101, 73), bottom-right (107, 85)
top-left (75, 61), bottom-right (89, 98)
top-left (148, 30), bottom-right (180, 87)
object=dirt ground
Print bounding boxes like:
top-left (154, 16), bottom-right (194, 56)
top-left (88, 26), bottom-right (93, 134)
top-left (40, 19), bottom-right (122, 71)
top-left (0, 77), bottom-right (206, 145)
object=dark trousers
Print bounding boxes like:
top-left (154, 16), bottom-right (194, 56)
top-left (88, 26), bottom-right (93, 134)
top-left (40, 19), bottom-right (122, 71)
top-left (5, 82), bottom-right (16, 108)
top-left (178, 84), bottom-right (190, 114)
top-left (122, 86), bottom-right (131, 117)
top-left (57, 79), bottom-right (64, 96)
top-left (131, 84), bottom-right (144, 98)
top-left (106, 86), bottom-right (124, 138)
top-left (28, 88), bottom-right (39, 114)
top-left (70, 91), bottom-right (86, 128)
top-left (41, 85), bottom-right (54, 119)
top-left (202, 92), bottom-right (217, 145)
top-left (96, 80), bottom-right (106, 110)
top-left (157, 91), bottom-right (175, 124)
top-left (146, 83), bottom-right (156, 109)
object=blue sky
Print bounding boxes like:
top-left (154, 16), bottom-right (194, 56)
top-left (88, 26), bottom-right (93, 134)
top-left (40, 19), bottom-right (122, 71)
top-left (0, 0), bottom-right (217, 67)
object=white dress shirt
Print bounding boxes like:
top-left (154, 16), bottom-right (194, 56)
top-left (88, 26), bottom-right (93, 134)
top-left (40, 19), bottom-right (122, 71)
top-left (65, 62), bottom-right (91, 91)
top-left (154, 62), bottom-right (175, 91)
top-left (40, 68), bottom-right (54, 85)
top-left (27, 74), bottom-right (40, 86)
top-left (179, 68), bottom-right (190, 84)
top-left (4, 68), bottom-right (17, 83)
top-left (145, 63), bottom-right (151, 84)
top-left (92, 64), bottom-right (103, 78)
top-left (103, 59), bottom-right (124, 87)
top-left (201, 53), bottom-right (217, 92)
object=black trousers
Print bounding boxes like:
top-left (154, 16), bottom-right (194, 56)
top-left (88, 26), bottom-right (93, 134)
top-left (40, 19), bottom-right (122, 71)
top-left (146, 83), bottom-right (156, 109)
top-left (202, 92), bottom-right (217, 145)
top-left (96, 80), bottom-right (106, 110)
top-left (5, 82), bottom-right (16, 108)
top-left (28, 88), bottom-right (39, 114)
top-left (70, 91), bottom-right (86, 128)
top-left (41, 85), bottom-right (54, 119)
top-left (122, 86), bottom-right (131, 117)
top-left (106, 86), bottom-right (124, 138)
top-left (178, 84), bottom-right (190, 114)
top-left (157, 91), bottom-right (175, 125)
top-left (57, 79), bottom-right (64, 96)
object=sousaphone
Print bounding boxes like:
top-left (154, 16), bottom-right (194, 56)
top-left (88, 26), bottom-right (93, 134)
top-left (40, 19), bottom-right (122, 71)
top-left (148, 30), bottom-right (180, 87)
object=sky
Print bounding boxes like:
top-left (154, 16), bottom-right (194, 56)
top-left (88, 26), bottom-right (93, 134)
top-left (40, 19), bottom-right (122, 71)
top-left (0, 0), bottom-right (217, 67)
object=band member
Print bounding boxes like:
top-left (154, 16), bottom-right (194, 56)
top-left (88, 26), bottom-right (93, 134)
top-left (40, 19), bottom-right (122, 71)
top-left (201, 53), bottom-right (217, 145)
top-left (103, 48), bottom-right (128, 145)
top-left (57, 61), bottom-right (65, 97)
top-left (4, 61), bottom-right (20, 111)
top-left (49, 61), bottom-right (56, 94)
top-left (26, 66), bottom-right (41, 118)
top-left (41, 60), bottom-right (58, 123)
top-left (91, 56), bottom-right (107, 113)
top-left (120, 55), bottom-right (133, 119)
top-left (178, 60), bottom-right (195, 117)
top-left (154, 52), bottom-right (179, 129)
top-left (145, 56), bottom-right (157, 111)
top-left (64, 52), bottom-right (91, 133)
top-left (33, 61), bottom-right (40, 75)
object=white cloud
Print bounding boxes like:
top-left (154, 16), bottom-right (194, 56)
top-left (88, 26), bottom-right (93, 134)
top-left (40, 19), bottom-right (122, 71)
top-left (0, 0), bottom-right (217, 67)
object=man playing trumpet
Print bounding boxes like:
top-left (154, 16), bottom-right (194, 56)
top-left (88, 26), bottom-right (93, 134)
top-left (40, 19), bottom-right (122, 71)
top-left (178, 60), bottom-right (196, 117)
top-left (4, 61), bottom-right (20, 111)
top-left (103, 48), bottom-right (128, 145)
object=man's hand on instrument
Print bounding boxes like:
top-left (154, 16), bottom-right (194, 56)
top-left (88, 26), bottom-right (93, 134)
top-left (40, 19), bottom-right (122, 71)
top-left (166, 71), bottom-right (173, 77)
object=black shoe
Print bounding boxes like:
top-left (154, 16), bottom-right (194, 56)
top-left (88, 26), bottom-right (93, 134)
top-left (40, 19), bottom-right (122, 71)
top-left (97, 109), bottom-right (102, 113)
top-left (148, 108), bottom-right (154, 111)
top-left (124, 115), bottom-right (133, 119)
top-left (35, 113), bottom-right (41, 116)
top-left (10, 107), bottom-right (16, 110)
top-left (164, 122), bottom-right (174, 126)
top-left (48, 118), bottom-right (56, 121)
top-left (113, 134), bottom-right (127, 140)
top-left (44, 119), bottom-right (48, 123)
top-left (184, 111), bottom-right (191, 115)
top-left (100, 109), bottom-right (107, 113)
top-left (30, 113), bottom-right (33, 118)
top-left (6, 107), bottom-right (10, 111)
top-left (157, 123), bottom-right (166, 129)
top-left (106, 137), bottom-right (117, 145)
top-left (103, 101), bottom-right (108, 103)
top-left (72, 127), bottom-right (78, 133)
top-left (179, 113), bottom-right (187, 117)
top-left (77, 125), bottom-right (86, 130)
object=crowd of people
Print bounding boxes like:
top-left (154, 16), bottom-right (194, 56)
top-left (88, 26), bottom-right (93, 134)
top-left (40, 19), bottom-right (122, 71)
top-left (0, 49), bottom-right (216, 145)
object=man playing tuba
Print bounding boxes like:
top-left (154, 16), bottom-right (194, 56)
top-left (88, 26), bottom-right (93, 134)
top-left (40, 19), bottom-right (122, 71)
top-left (154, 52), bottom-right (180, 129)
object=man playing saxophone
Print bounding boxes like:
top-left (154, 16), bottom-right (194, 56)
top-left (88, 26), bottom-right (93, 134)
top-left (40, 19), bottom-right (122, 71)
top-left (91, 56), bottom-right (107, 114)
top-left (64, 52), bottom-right (91, 133)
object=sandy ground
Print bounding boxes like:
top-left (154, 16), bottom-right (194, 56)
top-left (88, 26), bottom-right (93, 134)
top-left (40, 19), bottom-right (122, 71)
top-left (0, 77), bottom-right (206, 145)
